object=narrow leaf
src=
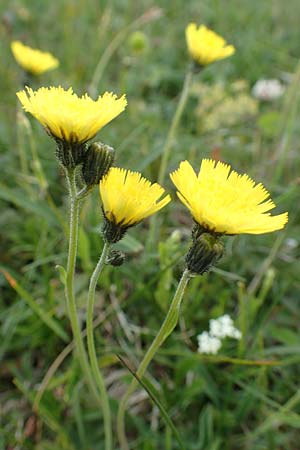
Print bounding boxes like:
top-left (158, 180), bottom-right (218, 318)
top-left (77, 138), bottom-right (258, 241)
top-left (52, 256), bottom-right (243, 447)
top-left (1, 269), bottom-right (68, 342)
top-left (117, 354), bottom-right (186, 450)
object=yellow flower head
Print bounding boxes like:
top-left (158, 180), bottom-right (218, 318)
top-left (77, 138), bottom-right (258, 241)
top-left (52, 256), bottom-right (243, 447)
top-left (185, 23), bottom-right (235, 66)
top-left (11, 40), bottom-right (59, 75)
top-left (170, 159), bottom-right (288, 235)
top-left (100, 167), bottom-right (171, 231)
top-left (16, 86), bottom-right (127, 144)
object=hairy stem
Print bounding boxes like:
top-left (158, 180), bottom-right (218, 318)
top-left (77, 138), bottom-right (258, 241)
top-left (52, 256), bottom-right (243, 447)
top-left (65, 169), bottom-right (108, 442)
top-left (117, 269), bottom-right (191, 450)
top-left (87, 241), bottom-right (112, 450)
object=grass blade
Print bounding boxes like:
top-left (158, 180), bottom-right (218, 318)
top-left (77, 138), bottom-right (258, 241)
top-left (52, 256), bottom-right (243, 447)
top-left (117, 354), bottom-right (186, 450)
top-left (1, 268), bottom-right (68, 343)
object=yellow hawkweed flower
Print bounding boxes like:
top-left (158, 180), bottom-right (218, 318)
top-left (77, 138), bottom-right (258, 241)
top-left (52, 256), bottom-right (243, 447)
top-left (170, 159), bottom-right (288, 235)
top-left (185, 23), bottom-right (235, 66)
top-left (11, 40), bottom-right (59, 75)
top-left (100, 168), bottom-right (171, 242)
top-left (16, 86), bottom-right (127, 144)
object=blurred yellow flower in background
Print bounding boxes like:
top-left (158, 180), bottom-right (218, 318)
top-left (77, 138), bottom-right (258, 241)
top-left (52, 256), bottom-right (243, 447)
top-left (100, 168), bottom-right (171, 228)
top-left (185, 24), bottom-right (235, 66)
top-left (170, 159), bottom-right (288, 234)
top-left (11, 40), bottom-right (59, 75)
top-left (17, 86), bottom-right (127, 143)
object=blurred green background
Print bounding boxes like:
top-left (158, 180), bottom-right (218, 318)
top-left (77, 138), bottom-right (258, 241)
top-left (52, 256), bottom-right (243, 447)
top-left (0, 1), bottom-right (299, 449)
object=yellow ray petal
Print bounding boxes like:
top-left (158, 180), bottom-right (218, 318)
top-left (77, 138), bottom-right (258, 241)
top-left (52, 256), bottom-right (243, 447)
top-left (17, 86), bottom-right (127, 143)
top-left (170, 159), bottom-right (288, 235)
top-left (185, 23), bottom-right (235, 66)
top-left (100, 168), bottom-right (171, 227)
top-left (11, 41), bottom-right (59, 75)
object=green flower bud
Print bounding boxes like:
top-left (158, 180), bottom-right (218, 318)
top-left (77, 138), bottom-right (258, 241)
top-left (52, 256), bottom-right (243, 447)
top-left (81, 142), bottom-right (115, 186)
top-left (185, 232), bottom-right (224, 275)
top-left (128, 31), bottom-right (149, 55)
top-left (106, 249), bottom-right (126, 267)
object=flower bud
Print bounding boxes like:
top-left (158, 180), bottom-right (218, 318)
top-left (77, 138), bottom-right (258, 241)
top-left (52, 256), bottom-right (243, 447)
top-left (106, 249), bottom-right (126, 267)
top-left (185, 232), bottom-right (224, 275)
top-left (81, 142), bottom-right (115, 186)
top-left (128, 31), bottom-right (149, 55)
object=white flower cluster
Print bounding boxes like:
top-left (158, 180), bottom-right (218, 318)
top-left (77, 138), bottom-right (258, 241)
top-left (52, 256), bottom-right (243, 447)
top-left (209, 315), bottom-right (242, 340)
top-left (197, 331), bottom-right (222, 355)
top-left (252, 79), bottom-right (285, 101)
top-left (197, 314), bottom-right (241, 355)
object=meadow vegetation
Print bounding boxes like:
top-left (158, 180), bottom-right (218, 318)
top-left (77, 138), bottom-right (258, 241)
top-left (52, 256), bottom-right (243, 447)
top-left (1, 1), bottom-right (300, 449)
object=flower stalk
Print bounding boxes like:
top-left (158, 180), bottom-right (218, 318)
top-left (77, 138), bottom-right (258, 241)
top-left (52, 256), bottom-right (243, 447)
top-left (65, 169), bottom-right (112, 450)
top-left (158, 67), bottom-right (193, 187)
top-left (117, 268), bottom-right (192, 450)
top-left (87, 241), bottom-right (112, 450)
top-left (147, 67), bottom-right (193, 247)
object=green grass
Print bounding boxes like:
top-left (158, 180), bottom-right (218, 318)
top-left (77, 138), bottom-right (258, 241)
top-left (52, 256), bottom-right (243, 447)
top-left (1, 1), bottom-right (300, 449)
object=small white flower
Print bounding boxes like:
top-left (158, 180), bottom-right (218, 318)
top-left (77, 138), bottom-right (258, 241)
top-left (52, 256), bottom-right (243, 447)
top-left (209, 314), bottom-right (242, 340)
top-left (197, 331), bottom-right (222, 355)
top-left (252, 79), bottom-right (285, 101)
top-left (197, 314), bottom-right (241, 355)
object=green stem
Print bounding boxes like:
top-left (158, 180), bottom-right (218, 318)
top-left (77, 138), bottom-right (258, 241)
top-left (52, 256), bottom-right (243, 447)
top-left (16, 107), bottom-right (31, 196)
top-left (88, 8), bottom-right (161, 98)
top-left (147, 68), bottom-right (193, 248)
top-left (272, 59), bottom-right (300, 184)
top-left (64, 169), bottom-right (105, 418)
top-left (26, 122), bottom-right (49, 193)
top-left (158, 68), bottom-right (193, 186)
top-left (117, 269), bottom-right (191, 450)
top-left (87, 241), bottom-right (112, 450)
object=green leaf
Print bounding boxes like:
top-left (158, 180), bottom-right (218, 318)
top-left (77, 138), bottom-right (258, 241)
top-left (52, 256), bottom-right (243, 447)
top-left (55, 264), bottom-right (67, 285)
top-left (1, 268), bottom-right (68, 342)
top-left (0, 183), bottom-right (58, 225)
top-left (117, 233), bottom-right (144, 253)
top-left (117, 354), bottom-right (186, 450)
top-left (257, 111), bottom-right (281, 138)
top-left (14, 376), bottom-right (76, 449)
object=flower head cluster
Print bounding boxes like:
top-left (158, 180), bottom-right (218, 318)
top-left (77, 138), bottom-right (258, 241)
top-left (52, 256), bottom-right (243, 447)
top-left (209, 314), bottom-right (242, 340)
top-left (185, 23), bottom-right (235, 67)
top-left (100, 168), bottom-right (171, 243)
top-left (252, 79), bottom-right (285, 101)
top-left (194, 81), bottom-right (258, 133)
top-left (170, 159), bottom-right (288, 235)
top-left (11, 41), bottom-right (59, 75)
top-left (197, 331), bottom-right (221, 355)
top-left (17, 86), bottom-right (127, 144)
top-left (197, 314), bottom-right (241, 355)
